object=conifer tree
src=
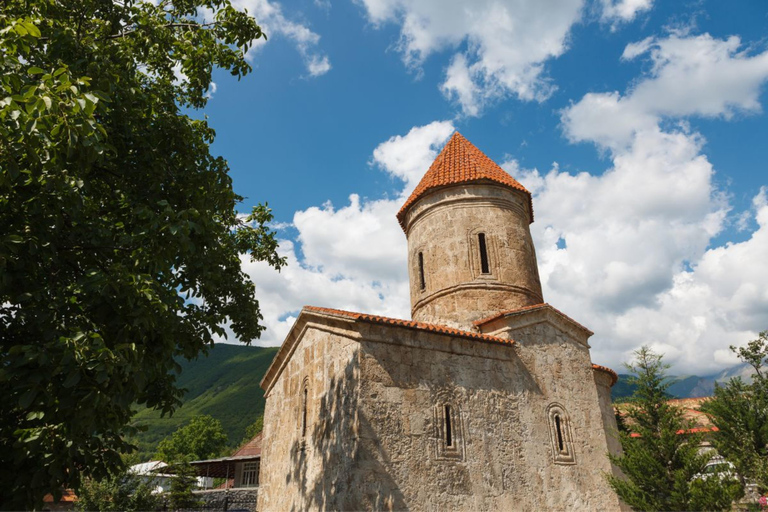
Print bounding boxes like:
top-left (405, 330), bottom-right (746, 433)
top-left (701, 330), bottom-right (768, 495)
top-left (607, 346), bottom-right (741, 511)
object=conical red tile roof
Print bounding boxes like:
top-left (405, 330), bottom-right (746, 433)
top-left (396, 132), bottom-right (533, 230)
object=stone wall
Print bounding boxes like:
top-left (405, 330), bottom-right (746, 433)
top-left (258, 309), bottom-right (623, 511)
top-left (257, 317), bottom-right (362, 512)
top-left (190, 488), bottom-right (259, 512)
top-left (402, 184), bottom-right (543, 329)
top-left (347, 319), bottom-right (623, 511)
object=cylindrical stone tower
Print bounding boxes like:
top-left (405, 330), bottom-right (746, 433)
top-left (396, 132), bottom-right (543, 330)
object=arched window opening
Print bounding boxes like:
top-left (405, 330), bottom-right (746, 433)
top-left (444, 405), bottom-right (453, 447)
top-left (301, 386), bottom-right (308, 439)
top-left (478, 233), bottom-right (490, 274)
top-left (547, 403), bottom-right (575, 464)
top-left (418, 252), bottom-right (426, 290)
top-left (555, 414), bottom-right (564, 452)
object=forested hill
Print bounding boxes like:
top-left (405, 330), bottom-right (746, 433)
top-left (132, 344), bottom-right (278, 460)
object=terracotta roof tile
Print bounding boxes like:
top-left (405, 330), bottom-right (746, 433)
top-left (396, 132), bottom-right (533, 230)
top-left (592, 364), bottom-right (618, 386)
top-left (304, 305), bottom-right (515, 346)
top-left (473, 302), bottom-right (594, 336)
top-left (233, 431), bottom-right (262, 457)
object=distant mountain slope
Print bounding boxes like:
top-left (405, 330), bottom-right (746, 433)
top-left (131, 344), bottom-right (278, 459)
top-left (611, 363), bottom-right (754, 402)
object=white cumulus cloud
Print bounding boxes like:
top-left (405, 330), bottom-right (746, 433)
top-left (519, 31), bottom-right (768, 373)
top-left (228, 0), bottom-right (332, 77)
top-left (356, 0), bottom-right (584, 116)
top-left (600, 0), bottom-right (654, 26)
top-left (563, 33), bottom-right (768, 152)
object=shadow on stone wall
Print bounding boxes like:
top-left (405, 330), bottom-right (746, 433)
top-left (285, 354), bottom-right (406, 511)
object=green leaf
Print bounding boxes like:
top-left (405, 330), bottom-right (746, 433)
top-left (21, 22), bottom-right (41, 38)
top-left (28, 66), bottom-right (45, 75)
top-left (62, 371), bottom-right (81, 388)
top-left (19, 389), bottom-right (37, 409)
top-left (26, 411), bottom-right (45, 421)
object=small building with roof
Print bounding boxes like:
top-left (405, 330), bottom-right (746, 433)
top-left (257, 133), bottom-right (625, 511)
top-left (187, 432), bottom-right (263, 490)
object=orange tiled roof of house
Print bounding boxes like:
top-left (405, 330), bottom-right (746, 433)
top-left (233, 431), bottom-right (263, 457)
top-left (396, 132), bottom-right (533, 230)
top-left (43, 489), bottom-right (77, 504)
top-left (304, 305), bottom-right (516, 346)
top-left (619, 396), bottom-right (719, 436)
top-left (668, 397), bottom-right (715, 429)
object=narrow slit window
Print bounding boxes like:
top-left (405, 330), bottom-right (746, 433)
top-left (301, 387), bottom-right (308, 438)
top-left (478, 233), bottom-right (490, 274)
top-left (418, 252), bottom-right (426, 290)
top-left (548, 403), bottom-right (574, 464)
top-left (444, 405), bottom-right (453, 447)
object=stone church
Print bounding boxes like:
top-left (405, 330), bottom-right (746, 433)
top-left (257, 133), bottom-right (624, 511)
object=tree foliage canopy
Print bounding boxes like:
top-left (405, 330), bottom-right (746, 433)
top-left (155, 414), bottom-right (228, 462)
top-left (75, 467), bottom-right (159, 512)
top-left (607, 346), bottom-right (742, 511)
top-left (701, 330), bottom-right (768, 495)
top-left (0, 0), bottom-right (283, 508)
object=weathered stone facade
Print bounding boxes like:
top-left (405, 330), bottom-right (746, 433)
top-left (404, 184), bottom-right (542, 330)
top-left (257, 133), bottom-right (624, 511)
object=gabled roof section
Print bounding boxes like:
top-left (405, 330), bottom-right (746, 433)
top-left (304, 306), bottom-right (514, 346)
top-left (260, 305), bottom-right (517, 394)
top-left (233, 432), bottom-right (262, 457)
top-left (397, 132), bottom-right (533, 230)
top-left (473, 302), bottom-right (594, 337)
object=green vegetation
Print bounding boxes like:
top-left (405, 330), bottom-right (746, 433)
top-left (241, 415), bottom-right (265, 446)
top-left (168, 462), bottom-right (201, 510)
top-left (701, 330), bottom-right (768, 495)
top-left (156, 415), bottom-right (228, 462)
top-left (132, 344), bottom-right (278, 459)
top-left (0, 0), bottom-right (284, 507)
top-left (75, 468), bottom-right (159, 512)
top-left (607, 346), bottom-right (742, 511)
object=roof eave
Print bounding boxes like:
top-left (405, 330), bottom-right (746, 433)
top-left (397, 180), bottom-right (534, 232)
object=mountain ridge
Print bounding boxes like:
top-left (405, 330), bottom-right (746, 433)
top-left (612, 362), bottom-right (754, 401)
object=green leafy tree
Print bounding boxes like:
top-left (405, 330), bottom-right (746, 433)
top-left (607, 346), bottom-right (742, 511)
top-left (76, 468), bottom-right (159, 512)
top-left (156, 415), bottom-right (228, 462)
top-left (701, 331), bottom-right (768, 494)
top-left (0, 0), bottom-right (284, 508)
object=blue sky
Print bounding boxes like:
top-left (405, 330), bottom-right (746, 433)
top-left (200, 0), bottom-right (768, 375)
